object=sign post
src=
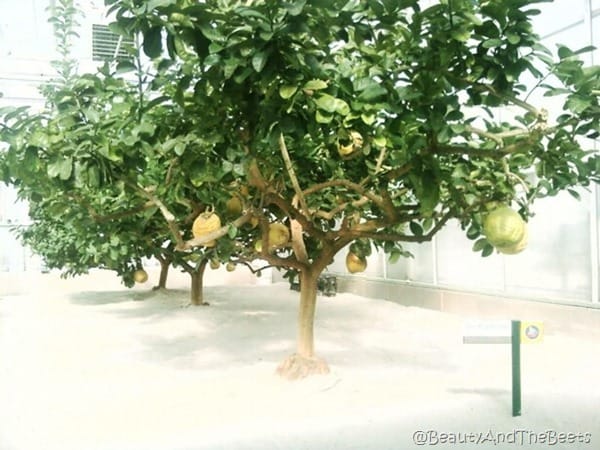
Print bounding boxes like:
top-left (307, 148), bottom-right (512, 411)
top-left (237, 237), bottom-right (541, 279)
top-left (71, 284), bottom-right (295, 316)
top-left (511, 320), bottom-right (521, 417)
top-left (463, 318), bottom-right (543, 417)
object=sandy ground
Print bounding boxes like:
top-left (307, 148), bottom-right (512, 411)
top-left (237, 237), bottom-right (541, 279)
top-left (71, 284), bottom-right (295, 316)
top-left (0, 267), bottom-right (598, 450)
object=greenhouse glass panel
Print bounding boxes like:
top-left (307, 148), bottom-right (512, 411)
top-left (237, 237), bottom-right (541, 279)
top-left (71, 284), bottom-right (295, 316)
top-left (435, 220), bottom-right (504, 291)
top-left (386, 241), bottom-right (435, 284)
top-left (532, 0), bottom-right (585, 37)
top-left (541, 24), bottom-right (588, 59)
top-left (504, 190), bottom-right (592, 301)
top-left (593, 16), bottom-right (600, 61)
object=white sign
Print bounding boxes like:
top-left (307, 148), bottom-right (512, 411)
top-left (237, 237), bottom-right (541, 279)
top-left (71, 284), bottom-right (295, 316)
top-left (463, 319), bottom-right (512, 344)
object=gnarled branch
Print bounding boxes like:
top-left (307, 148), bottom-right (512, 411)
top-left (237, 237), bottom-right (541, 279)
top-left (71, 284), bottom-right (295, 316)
top-left (129, 182), bottom-right (186, 250)
top-left (280, 133), bottom-right (309, 216)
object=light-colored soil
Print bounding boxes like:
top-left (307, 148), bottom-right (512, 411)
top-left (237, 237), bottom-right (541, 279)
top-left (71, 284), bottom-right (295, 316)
top-left (1, 268), bottom-right (598, 449)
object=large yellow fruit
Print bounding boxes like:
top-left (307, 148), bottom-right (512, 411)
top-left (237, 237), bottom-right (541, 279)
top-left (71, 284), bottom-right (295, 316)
top-left (192, 211), bottom-right (222, 247)
top-left (483, 206), bottom-right (526, 248)
top-left (226, 262), bottom-right (236, 272)
top-left (346, 252), bottom-right (367, 274)
top-left (497, 226), bottom-right (529, 255)
top-left (337, 142), bottom-right (355, 156)
top-left (133, 269), bottom-right (148, 283)
top-left (268, 223), bottom-right (290, 248)
top-left (349, 130), bottom-right (363, 148)
top-left (337, 130), bottom-right (364, 157)
top-left (225, 196), bottom-right (243, 216)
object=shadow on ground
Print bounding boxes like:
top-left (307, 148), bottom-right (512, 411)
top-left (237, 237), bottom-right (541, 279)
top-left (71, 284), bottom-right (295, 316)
top-left (65, 283), bottom-right (462, 375)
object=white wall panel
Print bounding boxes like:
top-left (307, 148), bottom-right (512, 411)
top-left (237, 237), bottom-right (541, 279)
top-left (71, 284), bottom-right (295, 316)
top-left (532, 0), bottom-right (586, 37)
top-left (386, 241), bottom-right (435, 284)
top-left (504, 190), bottom-right (592, 300)
top-left (434, 220), bottom-right (505, 291)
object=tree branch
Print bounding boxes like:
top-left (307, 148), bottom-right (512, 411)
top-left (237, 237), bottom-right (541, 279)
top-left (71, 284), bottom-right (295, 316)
top-left (384, 161), bottom-right (413, 181)
top-left (313, 196), bottom-right (370, 221)
top-left (165, 157), bottom-right (179, 186)
top-left (432, 144), bottom-right (507, 157)
top-left (345, 210), bottom-right (453, 242)
top-left (279, 133), bottom-right (310, 216)
top-left (264, 193), bottom-right (328, 241)
top-left (502, 159), bottom-right (530, 193)
top-left (302, 179), bottom-right (385, 209)
top-left (290, 218), bottom-right (309, 264)
top-left (130, 183), bottom-right (186, 250)
top-left (68, 192), bottom-right (157, 223)
top-left (473, 82), bottom-right (541, 117)
top-left (359, 144), bottom-right (389, 187)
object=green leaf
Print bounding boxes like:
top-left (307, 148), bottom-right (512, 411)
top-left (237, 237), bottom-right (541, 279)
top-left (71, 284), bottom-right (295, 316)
top-left (481, 244), bottom-right (494, 257)
top-left (451, 28), bottom-right (470, 42)
top-left (228, 225), bottom-right (238, 239)
top-left (506, 32), bottom-right (520, 45)
top-left (419, 171), bottom-right (439, 215)
top-left (252, 51), bottom-right (267, 72)
top-left (116, 60), bottom-right (136, 73)
top-left (482, 38), bottom-right (502, 49)
top-left (314, 93), bottom-right (338, 113)
top-left (222, 160), bottom-right (233, 173)
top-left (567, 188), bottom-right (581, 200)
top-left (199, 24), bottom-right (224, 42)
top-left (147, 0), bottom-right (176, 9)
top-left (466, 225), bottom-right (480, 240)
top-left (357, 84), bottom-right (387, 101)
top-left (284, 0), bottom-right (307, 15)
top-left (409, 221), bottom-right (423, 236)
top-left (557, 45), bottom-right (573, 59)
top-left (47, 157), bottom-right (73, 180)
top-left (315, 109), bottom-right (333, 123)
top-left (174, 142), bottom-right (186, 156)
top-left (333, 98), bottom-right (350, 116)
top-left (373, 136), bottom-right (387, 148)
top-left (388, 250), bottom-right (402, 264)
top-left (233, 163), bottom-right (245, 176)
top-left (143, 27), bottom-right (163, 59)
top-left (361, 113), bottom-right (376, 125)
top-left (566, 95), bottom-right (592, 114)
top-left (303, 79), bottom-right (328, 91)
top-left (472, 238), bottom-right (488, 252)
top-left (279, 85), bottom-right (298, 99)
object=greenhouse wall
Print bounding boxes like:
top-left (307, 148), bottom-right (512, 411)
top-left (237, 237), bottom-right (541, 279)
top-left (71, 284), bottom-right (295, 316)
top-left (1, 1), bottom-right (599, 308)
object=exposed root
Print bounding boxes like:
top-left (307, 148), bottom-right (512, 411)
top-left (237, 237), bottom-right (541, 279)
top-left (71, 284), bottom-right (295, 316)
top-left (152, 286), bottom-right (167, 291)
top-left (183, 301), bottom-right (210, 308)
top-left (276, 353), bottom-right (330, 380)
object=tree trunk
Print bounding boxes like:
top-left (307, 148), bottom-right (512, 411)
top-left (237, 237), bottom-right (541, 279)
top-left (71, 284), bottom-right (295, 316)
top-left (190, 259), bottom-right (209, 306)
top-left (277, 267), bottom-right (330, 380)
top-left (153, 255), bottom-right (171, 291)
top-left (297, 269), bottom-right (318, 357)
top-left (158, 258), bottom-right (170, 289)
